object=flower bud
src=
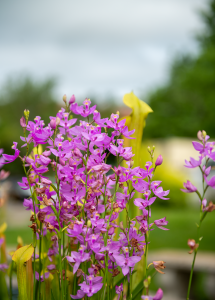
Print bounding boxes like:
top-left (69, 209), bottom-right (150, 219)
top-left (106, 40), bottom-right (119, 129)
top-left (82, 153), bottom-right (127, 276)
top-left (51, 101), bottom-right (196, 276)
top-left (87, 220), bottom-right (92, 228)
top-left (69, 95), bottom-right (76, 105)
top-left (144, 276), bottom-right (151, 288)
top-left (37, 211), bottom-right (46, 223)
top-left (129, 160), bottom-right (134, 167)
top-left (24, 109), bottom-right (30, 119)
top-left (56, 117), bottom-right (61, 126)
top-left (20, 116), bottom-right (26, 128)
top-left (197, 130), bottom-right (203, 141)
top-left (188, 239), bottom-right (199, 254)
top-left (153, 261), bottom-right (166, 274)
top-left (155, 155), bottom-right (163, 166)
top-left (63, 94), bottom-right (67, 103)
top-left (108, 227), bottom-right (115, 235)
top-left (202, 130), bottom-right (207, 138)
top-left (50, 119), bottom-right (57, 129)
top-left (62, 201), bottom-right (68, 209)
top-left (119, 221), bottom-right (124, 231)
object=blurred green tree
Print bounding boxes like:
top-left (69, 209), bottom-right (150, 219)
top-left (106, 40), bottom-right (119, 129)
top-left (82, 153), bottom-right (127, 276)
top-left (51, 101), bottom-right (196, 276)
top-left (144, 0), bottom-right (215, 138)
top-left (0, 77), bottom-right (60, 174)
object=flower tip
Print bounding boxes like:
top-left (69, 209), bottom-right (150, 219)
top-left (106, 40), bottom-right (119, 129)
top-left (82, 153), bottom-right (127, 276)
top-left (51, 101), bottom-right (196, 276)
top-left (155, 155), bottom-right (163, 166)
top-left (63, 94), bottom-right (67, 103)
top-left (69, 94), bottom-right (76, 105)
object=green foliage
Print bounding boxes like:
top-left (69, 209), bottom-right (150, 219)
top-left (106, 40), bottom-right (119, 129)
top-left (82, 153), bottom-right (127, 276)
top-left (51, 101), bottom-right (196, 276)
top-left (0, 77), bottom-right (60, 174)
top-left (144, 0), bottom-right (215, 138)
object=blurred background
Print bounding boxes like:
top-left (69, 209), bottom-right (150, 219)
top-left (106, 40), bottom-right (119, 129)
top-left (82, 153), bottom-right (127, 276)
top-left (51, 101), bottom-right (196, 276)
top-left (0, 0), bottom-right (215, 299)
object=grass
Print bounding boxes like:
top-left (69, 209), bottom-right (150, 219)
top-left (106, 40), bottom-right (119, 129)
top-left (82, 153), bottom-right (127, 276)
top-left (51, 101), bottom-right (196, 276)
top-left (149, 207), bottom-right (215, 251)
top-left (4, 207), bottom-right (215, 251)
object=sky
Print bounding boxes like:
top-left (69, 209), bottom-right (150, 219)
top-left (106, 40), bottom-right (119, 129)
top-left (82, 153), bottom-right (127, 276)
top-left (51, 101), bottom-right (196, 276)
top-left (0, 0), bottom-right (208, 102)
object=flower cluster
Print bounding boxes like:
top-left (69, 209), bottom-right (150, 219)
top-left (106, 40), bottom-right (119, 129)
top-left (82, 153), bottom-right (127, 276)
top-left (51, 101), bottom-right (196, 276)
top-left (181, 130), bottom-right (215, 299)
top-left (2, 96), bottom-right (169, 299)
top-left (182, 130), bottom-right (215, 212)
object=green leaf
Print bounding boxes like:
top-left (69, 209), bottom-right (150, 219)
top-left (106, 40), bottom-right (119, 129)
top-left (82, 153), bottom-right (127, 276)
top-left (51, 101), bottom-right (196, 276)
top-left (131, 281), bottom-right (144, 300)
top-left (12, 244), bottom-right (34, 300)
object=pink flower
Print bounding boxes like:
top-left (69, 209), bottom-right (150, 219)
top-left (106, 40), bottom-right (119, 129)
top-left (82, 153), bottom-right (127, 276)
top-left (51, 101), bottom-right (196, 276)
top-left (181, 180), bottom-right (197, 193)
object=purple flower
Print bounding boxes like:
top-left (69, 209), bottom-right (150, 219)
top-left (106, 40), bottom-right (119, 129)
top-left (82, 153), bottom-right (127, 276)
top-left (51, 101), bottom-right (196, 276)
top-left (181, 180), bottom-right (197, 193)
top-left (66, 246), bottom-right (90, 274)
top-left (71, 290), bottom-right (86, 299)
top-left (2, 142), bottom-right (20, 164)
top-left (0, 237), bottom-right (4, 248)
top-left (75, 273), bottom-right (103, 297)
top-left (204, 175), bottom-right (215, 189)
top-left (184, 157), bottom-right (202, 168)
top-left (155, 155), bottom-right (163, 166)
top-left (0, 264), bottom-right (8, 272)
top-left (141, 288), bottom-right (163, 300)
top-left (20, 116), bottom-right (26, 128)
top-left (69, 94), bottom-right (76, 105)
top-left (113, 248), bottom-right (141, 275)
top-left (115, 283), bottom-right (123, 300)
top-left (154, 217), bottom-right (169, 230)
top-left (35, 271), bottom-right (49, 282)
top-left (23, 198), bottom-right (39, 213)
top-left (0, 170), bottom-right (10, 180)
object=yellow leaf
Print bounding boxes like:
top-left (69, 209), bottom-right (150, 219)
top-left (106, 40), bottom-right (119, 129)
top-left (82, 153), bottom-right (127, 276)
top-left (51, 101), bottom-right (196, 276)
top-left (17, 236), bottom-right (23, 247)
top-left (12, 244), bottom-right (34, 264)
top-left (12, 244), bottom-right (34, 300)
top-left (123, 92), bottom-right (153, 167)
top-left (0, 222), bottom-right (7, 234)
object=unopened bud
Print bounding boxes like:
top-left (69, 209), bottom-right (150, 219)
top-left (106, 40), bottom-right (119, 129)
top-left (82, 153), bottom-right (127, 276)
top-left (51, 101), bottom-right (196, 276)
top-left (197, 130), bottom-right (203, 141)
top-left (119, 221), bottom-right (124, 231)
top-left (147, 146), bottom-right (151, 153)
top-left (37, 211), bottom-right (46, 223)
top-left (50, 119), bottom-right (57, 129)
top-left (188, 239), bottom-right (199, 254)
top-left (129, 160), bottom-right (134, 167)
top-left (20, 116), bottom-right (26, 128)
top-left (116, 111), bottom-right (119, 116)
top-left (63, 94), bottom-right (67, 103)
top-left (62, 201), bottom-right (68, 209)
top-left (108, 227), bottom-right (115, 235)
top-left (24, 109), bottom-right (30, 119)
top-left (56, 117), bottom-right (60, 126)
top-left (155, 155), bottom-right (163, 166)
top-left (69, 95), bottom-right (76, 105)
top-left (87, 220), bottom-right (92, 228)
top-left (202, 130), bottom-right (207, 138)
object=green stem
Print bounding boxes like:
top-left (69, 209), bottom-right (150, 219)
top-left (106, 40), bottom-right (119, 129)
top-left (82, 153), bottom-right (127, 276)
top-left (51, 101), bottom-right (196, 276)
top-left (38, 222), bottom-right (42, 300)
top-left (9, 261), bottom-right (13, 300)
top-left (187, 250), bottom-right (197, 300)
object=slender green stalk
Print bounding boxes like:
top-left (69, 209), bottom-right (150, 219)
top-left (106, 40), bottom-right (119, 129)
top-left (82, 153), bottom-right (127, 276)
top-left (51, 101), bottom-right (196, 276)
top-left (9, 261), bottom-right (13, 300)
top-left (38, 222), bottom-right (42, 300)
top-left (187, 250), bottom-right (197, 300)
top-left (187, 160), bottom-right (209, 300)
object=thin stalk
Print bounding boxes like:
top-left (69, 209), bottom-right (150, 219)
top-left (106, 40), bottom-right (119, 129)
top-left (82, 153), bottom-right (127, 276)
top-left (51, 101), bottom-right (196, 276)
top-left (38, 222), bottom-right (42, 300)
top-left (9, 261), bottom-right (13, 300)
top-left (59, 234), bottom-right (63, 300)
top-left (187, 250), bottom-right (197, 300)
top-left (187, 161), bottom-right (208, 300)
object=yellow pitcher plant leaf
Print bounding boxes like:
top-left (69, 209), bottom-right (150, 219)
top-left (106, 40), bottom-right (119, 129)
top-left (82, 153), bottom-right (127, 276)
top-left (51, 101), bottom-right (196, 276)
top-left (0, 222), bottom-right (7, 235)
top-left (123, 92), bottom-right (153, 168)
top-left (12, 244), bottom-right (34, 300)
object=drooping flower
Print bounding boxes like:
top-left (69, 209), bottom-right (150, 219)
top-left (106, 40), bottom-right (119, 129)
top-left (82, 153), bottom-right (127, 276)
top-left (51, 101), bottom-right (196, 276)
top-left (181, 180), bottom-right (197, 193)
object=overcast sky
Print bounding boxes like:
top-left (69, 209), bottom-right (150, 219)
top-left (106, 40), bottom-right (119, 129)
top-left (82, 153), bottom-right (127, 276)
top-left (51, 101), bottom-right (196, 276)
top-left (0, 0), bottom-right (208, 102)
